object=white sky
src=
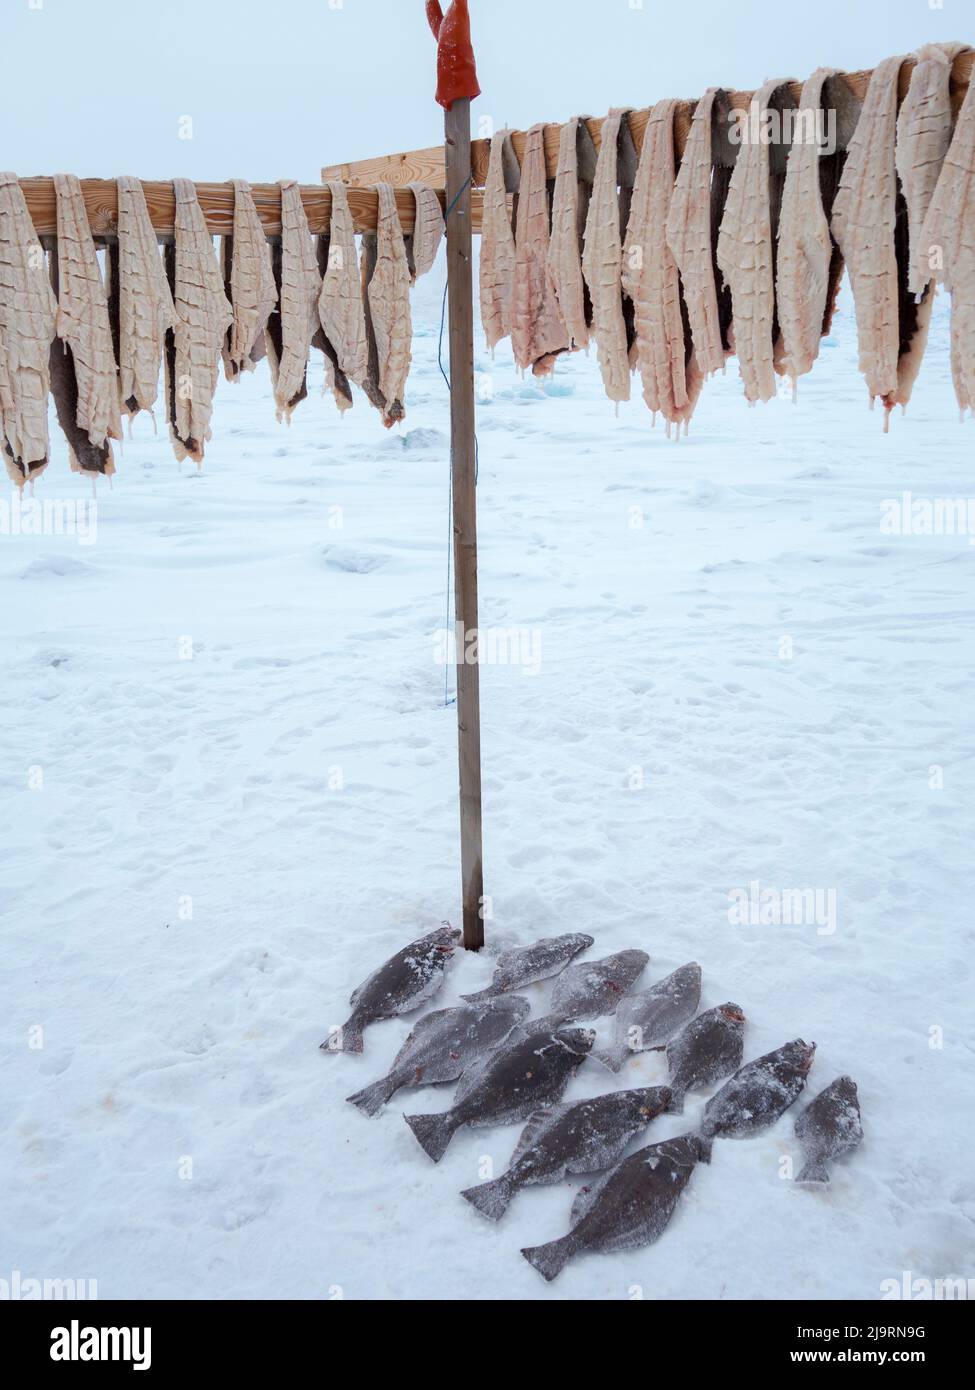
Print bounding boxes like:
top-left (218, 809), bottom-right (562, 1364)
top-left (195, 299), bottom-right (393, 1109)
top-left (1, 0), bottom-right (964, 181)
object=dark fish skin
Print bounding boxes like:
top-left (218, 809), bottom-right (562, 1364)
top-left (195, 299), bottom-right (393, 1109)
top-left (404, 1024), bottom-right (595, 1163)
top-left (547, 949), bottom-right (650, 1024)
top-left (345, 996), bottom-right (530, 1116)
top-left (666, 1003), bottom-right (746, 1114)
top-left (698, 1038), bottom-right (816, 1160)
top-left (460, 1086), bottom-right (672, 1221)
top-left (461, 932), bottom-right (594, 1002)
top-left (321, 926), bottom-right (460, 1055)
top-left (794, 1074), bottom-right (863, 1185)
top-left (521, 1133), bottom-right (704, 1281)
top-left (595, 962), bottom-right (702, 1072)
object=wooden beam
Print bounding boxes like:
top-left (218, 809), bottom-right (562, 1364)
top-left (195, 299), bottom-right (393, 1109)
top-left (444, 97), bottom-right (485, 953)
top-left (324, 46), bottom-right (975, 190)
top-left (18, 177), bottom-right (484, 238)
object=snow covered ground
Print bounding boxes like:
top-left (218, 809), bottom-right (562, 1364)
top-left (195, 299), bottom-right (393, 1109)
top-left (2, 261), bottom-right (973, 1301)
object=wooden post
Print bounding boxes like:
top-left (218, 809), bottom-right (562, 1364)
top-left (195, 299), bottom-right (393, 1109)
top-left (444, 96), bottom-right (484, 951)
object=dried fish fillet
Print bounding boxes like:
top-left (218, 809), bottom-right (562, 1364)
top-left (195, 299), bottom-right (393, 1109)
top-left (623, 99), bottom-right (702, 435)
top-left (364, 182), bottom-right (412, 427)
top-left (264, 180), bottom-right (321, 423)
top-left (221, 179), bottom-right (276, 382)
top-left (717, 80), bottom-right (793, 404)
top-left (109, 176), bottom-right (177, 421)
top-left (582, 109), bottom-right (632, 403)
top-left (312, 235), bottom-right (354, 415)
top-left (0, 172), bottom-right (58, 486)
top-left (407, 183), bottom-right (444, 281)
top-left (164, 178), bottom-right (232, 465)
top-left (666, 89), bottom-right (732, 380)
top-left (548, 117), bottom-right (594, 351)
top-left (897, 43), bottom-right (970, 297)
top-left (920, 75), bottom-right (975, 416)
top-left (479, 130), bottom-right (518, 352)
top-left (318, 181), bottom-right (369, 391)
top-left (512, 123), bottom-right (569, 377)
top-left (51, 173), bottom-right (121, 476)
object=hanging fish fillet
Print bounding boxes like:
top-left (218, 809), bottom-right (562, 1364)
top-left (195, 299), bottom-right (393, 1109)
top-left (318, 181), bottom-right (369, 392)
top-left (623, 99), bottom-right (702, 435)
top-left (0, 172), bottom-right (58, 486)
top-left (717, 79), bottom-right (794, 404)
top-left (364, 182), bottom-right (412, 427)
top-left (920, 75), bottom-right (975, 417)
top-left (221, 179), bottom-right (276, 382)
top-left (897, 42), bottom-right (971, 298)
top-left (479, 130), bottom-right (518, 352)
top-left (548, 117), bottom-right (595, 351)
top-left (407, 183), bottom-right (444, 281)
top-left (582, 110), bottom-right (633, 403)
top-left (311, 235), bottom-right (354, 414)
top-left (666, 89), bottom-right (733, 380)
top-left (106, 176), bottom-right (177, 422)
top-left (264, 180), bottom-right (321, 423)
top-left (50, 173), bottom-right (121, 476)
top-left (163, 178), bottom-right (232, 465)
top-left (512, 123), bottom-right (569, 377)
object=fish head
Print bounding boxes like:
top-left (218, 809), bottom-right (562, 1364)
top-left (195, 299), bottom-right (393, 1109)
top-left (429, 924), bottom-right (462, 952)
top-left (792, 1039), bottom-right (817, 1074)
top-left (718, 1002), bottom-right (746, 1027)
top-left (633, 1085), bottom-right (672, 1119)
top-left (830, 1074), bottom-right (859, 1103)
top-left (556, 1026), bottom-right (597, 1057)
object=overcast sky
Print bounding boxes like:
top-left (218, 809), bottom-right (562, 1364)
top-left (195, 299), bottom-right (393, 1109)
top-left (2, 0), bottom-right (964, 182)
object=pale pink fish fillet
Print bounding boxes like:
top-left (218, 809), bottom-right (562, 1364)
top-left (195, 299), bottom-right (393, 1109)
top-left (896, 42), bottom-right (971, 297)
top-left (114, 176), bottom-right (177, 420)
top-left (717, 80), bottom-right (792, 404)
top-left (582, 109), bottom-right (632, 402)
top-left (366, 182), bottom-right (413, 427)
top-left (166, 177), bottom-right (233, 465)
top-left (265, 180), bottom-right (321, 423)
top-left (623, 99), bottom-right (702, 435)
top-left (408, 183), bottom-right (444, 281)
top-left (666, 89), bottom-right (730, 380)
top-left (920, 74), bottom-right (975, 416)
top-left (512, 123), bottom-right (569, 377)
top-left (548, 117), bottom-right (591, 351)
top-left (479, 130), bottom-right (517, 352)
top-left (831, 56), bottom-right (906, 416)
top-left (222, 179), bottom-right (276, 382)
top-left (0, 171), bottom-right (58, 486)
top-left (52, 173), bottom-right (122, 474)
top-left (319, 181), bottom-right (369, 390)
top-left (776, 69), bottom-right (841, 385)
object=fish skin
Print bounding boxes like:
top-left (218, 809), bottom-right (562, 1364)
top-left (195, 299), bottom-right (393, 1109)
top-left (546, 948), bottom-right (649, 1024)
top-left (666, 1002), bottom-right (746, 1113)
top-left (404, 1023), bottom-right (595, 1164)
top-left (521, 1132), bottom-right (704, 1282)
top-left (461, 931), bottom-right (594, 1002)
top-left (460, 1085), bottom-right (671, 1222)
top-left (594, 962), bottom-right (702, 1072)
top-left (794, 1074), bottom-right (863, 1185)
top-left (345, 996), bottom-right (530, 1117)
top-left (321, 925), bottom-right (460, 1055)
top-left (698, 1038), bottom-right (816, 1160)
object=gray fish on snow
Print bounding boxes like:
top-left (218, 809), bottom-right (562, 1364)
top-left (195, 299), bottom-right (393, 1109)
top-left (460, 1085), bottom-right (672, 1221)
top-left (521, 1132), bottom-right (704, 1282)
top-left (594, 962), bottom-right (702, 1072)
top-left (461, 932), bottom-right (594, 1002)
top-left (545, 949), bottom-right (650, 1024)
top-left (345, 996), bottom-right (531, 1116)
top-left (794, 1074), bottom-right (862, 1185)
top-left (666, 1002), bottom-right (746, 1113)
top-left (698, 1038), bottom-right (816, 1160)
top-left (321, 925), bottom-right (460, 1055)
top-left (404, 1022), bottom-right (595, 1163)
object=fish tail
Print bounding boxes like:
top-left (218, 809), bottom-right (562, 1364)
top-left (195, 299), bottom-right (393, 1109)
top-left (460, 985), bottom-right (499, 1003)
top-left (796, 1159), bottom-right (830, 1185)
top-left (404, 1109), bottom-right (458, 1163)
top-left (320, 1015), bottom-right (365, 1054)
top-left (460, 1173), bottom-right (516, 1222)
top-left (697, 1132), bottom-right (714, 1164)
top-left (592, 1045), bottom-right (624, 1074)
top-left (345, 1074), bottom-right (396, 1117)
top-left (521, 1233), bottom-right (575, 1282)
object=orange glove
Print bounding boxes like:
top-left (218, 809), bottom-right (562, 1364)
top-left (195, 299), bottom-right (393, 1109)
top-left (426, 0), bottom-right (481, 111)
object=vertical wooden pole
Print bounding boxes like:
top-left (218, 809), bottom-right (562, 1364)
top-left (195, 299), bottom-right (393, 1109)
top-left (444, 97), bottom-right (484, 951)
